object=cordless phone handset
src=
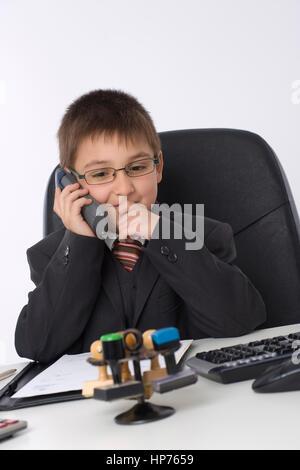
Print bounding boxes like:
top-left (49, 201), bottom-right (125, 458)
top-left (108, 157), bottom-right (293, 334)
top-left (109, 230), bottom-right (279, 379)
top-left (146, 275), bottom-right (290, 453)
top-left (54, 167), bottom-right (112, 238)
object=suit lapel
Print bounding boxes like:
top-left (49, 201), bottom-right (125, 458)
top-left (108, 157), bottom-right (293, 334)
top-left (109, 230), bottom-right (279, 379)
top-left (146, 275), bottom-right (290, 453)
top-left (48, 229), bottom-right (160, 329)
top-left (102, 244), bottom-right (159, 329)
top-left (101, 248), bottom-right (125, 327)
top-left (102, 198), bottom-right (161, 328)
top-left (132, 251), bottom-right (159, 327)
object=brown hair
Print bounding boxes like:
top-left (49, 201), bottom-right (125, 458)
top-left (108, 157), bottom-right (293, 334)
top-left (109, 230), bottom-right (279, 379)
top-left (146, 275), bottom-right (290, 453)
top-left (56, 88), bottom-right (161, 169)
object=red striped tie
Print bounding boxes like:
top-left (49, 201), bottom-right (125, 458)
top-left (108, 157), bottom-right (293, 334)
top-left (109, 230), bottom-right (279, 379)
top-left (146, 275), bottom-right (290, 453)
top-left (112, 237), bottom-right (143, 271)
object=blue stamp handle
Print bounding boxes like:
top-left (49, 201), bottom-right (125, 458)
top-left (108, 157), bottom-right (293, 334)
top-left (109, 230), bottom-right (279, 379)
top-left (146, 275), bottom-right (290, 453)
top-left (151, 327), bottom-right (180, 345)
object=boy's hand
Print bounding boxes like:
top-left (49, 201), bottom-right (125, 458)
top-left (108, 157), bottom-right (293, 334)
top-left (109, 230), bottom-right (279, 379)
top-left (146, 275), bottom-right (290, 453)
top-left (53, 183), bottom-right (96, 238)
top-left (117, 203), bottom-right (160, 241)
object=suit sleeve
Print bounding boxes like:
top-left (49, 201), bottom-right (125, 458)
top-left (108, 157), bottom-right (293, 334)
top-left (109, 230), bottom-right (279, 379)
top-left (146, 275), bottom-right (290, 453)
top-left (15, 229), bottom-right (106, 363)
top-left (142, 214), bottom-right (267, 338)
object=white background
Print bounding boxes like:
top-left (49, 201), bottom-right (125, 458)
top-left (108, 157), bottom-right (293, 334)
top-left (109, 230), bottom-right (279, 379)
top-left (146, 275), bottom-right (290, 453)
top-left (0, 0), bottom-right (299, 364)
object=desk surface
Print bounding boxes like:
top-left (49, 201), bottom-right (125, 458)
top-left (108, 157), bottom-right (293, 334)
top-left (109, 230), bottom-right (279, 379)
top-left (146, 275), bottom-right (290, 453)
top-left (1, 323), bottom-right (300, 450)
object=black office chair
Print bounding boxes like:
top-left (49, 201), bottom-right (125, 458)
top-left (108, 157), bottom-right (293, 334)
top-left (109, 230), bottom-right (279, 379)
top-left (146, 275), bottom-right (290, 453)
top-left (43, 128), bottom-right (300, 329)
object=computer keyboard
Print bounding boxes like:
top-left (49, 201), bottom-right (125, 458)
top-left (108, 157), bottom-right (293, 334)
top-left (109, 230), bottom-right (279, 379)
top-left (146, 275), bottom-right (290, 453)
top-left (185, 331), bottom-right (300, 384)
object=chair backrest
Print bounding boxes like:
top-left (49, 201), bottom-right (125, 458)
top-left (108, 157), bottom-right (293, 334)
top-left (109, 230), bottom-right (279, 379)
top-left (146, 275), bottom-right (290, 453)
top-left (44, 128), bottom-right (300, 329)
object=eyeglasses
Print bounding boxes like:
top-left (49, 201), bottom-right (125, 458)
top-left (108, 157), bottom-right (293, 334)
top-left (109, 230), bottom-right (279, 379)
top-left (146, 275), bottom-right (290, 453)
top-left (69, 155), bottom-right (160, 185)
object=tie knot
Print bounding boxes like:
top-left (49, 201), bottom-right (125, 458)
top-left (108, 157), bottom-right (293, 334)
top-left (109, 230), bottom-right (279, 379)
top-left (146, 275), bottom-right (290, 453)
top-left (112, 237), bottom-right (143, 271)
top-left (113, 236), bottom-right (143, 249)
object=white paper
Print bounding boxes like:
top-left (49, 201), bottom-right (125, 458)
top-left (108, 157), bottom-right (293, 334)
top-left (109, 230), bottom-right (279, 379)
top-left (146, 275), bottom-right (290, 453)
top-left (12, 340), bottom-right (193, 398)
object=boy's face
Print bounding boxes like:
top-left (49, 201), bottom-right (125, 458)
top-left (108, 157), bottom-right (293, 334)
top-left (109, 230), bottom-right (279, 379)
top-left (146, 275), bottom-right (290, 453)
top-left (65, 132), bottom-right (163, 212)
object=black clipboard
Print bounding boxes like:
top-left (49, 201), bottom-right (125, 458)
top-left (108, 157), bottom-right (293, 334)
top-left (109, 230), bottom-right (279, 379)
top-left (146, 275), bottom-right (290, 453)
top-left (0, 361), bottom-right (85, 411)
top-left (0, 342), bottom-right (193, 410)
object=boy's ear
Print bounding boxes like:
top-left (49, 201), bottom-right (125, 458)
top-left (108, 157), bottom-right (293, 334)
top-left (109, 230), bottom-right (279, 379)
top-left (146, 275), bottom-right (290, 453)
top-left (156, 151), bottom-right (163, 184)
top-left (63, 167), bottom-right (71, 174)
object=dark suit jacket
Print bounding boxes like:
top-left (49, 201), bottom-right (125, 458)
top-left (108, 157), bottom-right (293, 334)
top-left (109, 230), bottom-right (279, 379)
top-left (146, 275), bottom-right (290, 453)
top-left (15, 214), bottom-right (267, 363)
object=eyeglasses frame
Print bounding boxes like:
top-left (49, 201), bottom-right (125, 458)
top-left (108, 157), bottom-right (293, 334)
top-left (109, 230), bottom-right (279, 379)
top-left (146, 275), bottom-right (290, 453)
top-left (68, 155), bottom-right (160, 185)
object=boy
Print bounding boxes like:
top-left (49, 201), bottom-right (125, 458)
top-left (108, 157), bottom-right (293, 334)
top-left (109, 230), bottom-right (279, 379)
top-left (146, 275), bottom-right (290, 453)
top-left (15, 89), bottom-right (266, 363)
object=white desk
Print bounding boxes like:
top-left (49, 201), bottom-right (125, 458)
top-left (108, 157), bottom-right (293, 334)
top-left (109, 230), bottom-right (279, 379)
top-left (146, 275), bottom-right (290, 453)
top-left (1, 323), bottom-right (300, 450)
